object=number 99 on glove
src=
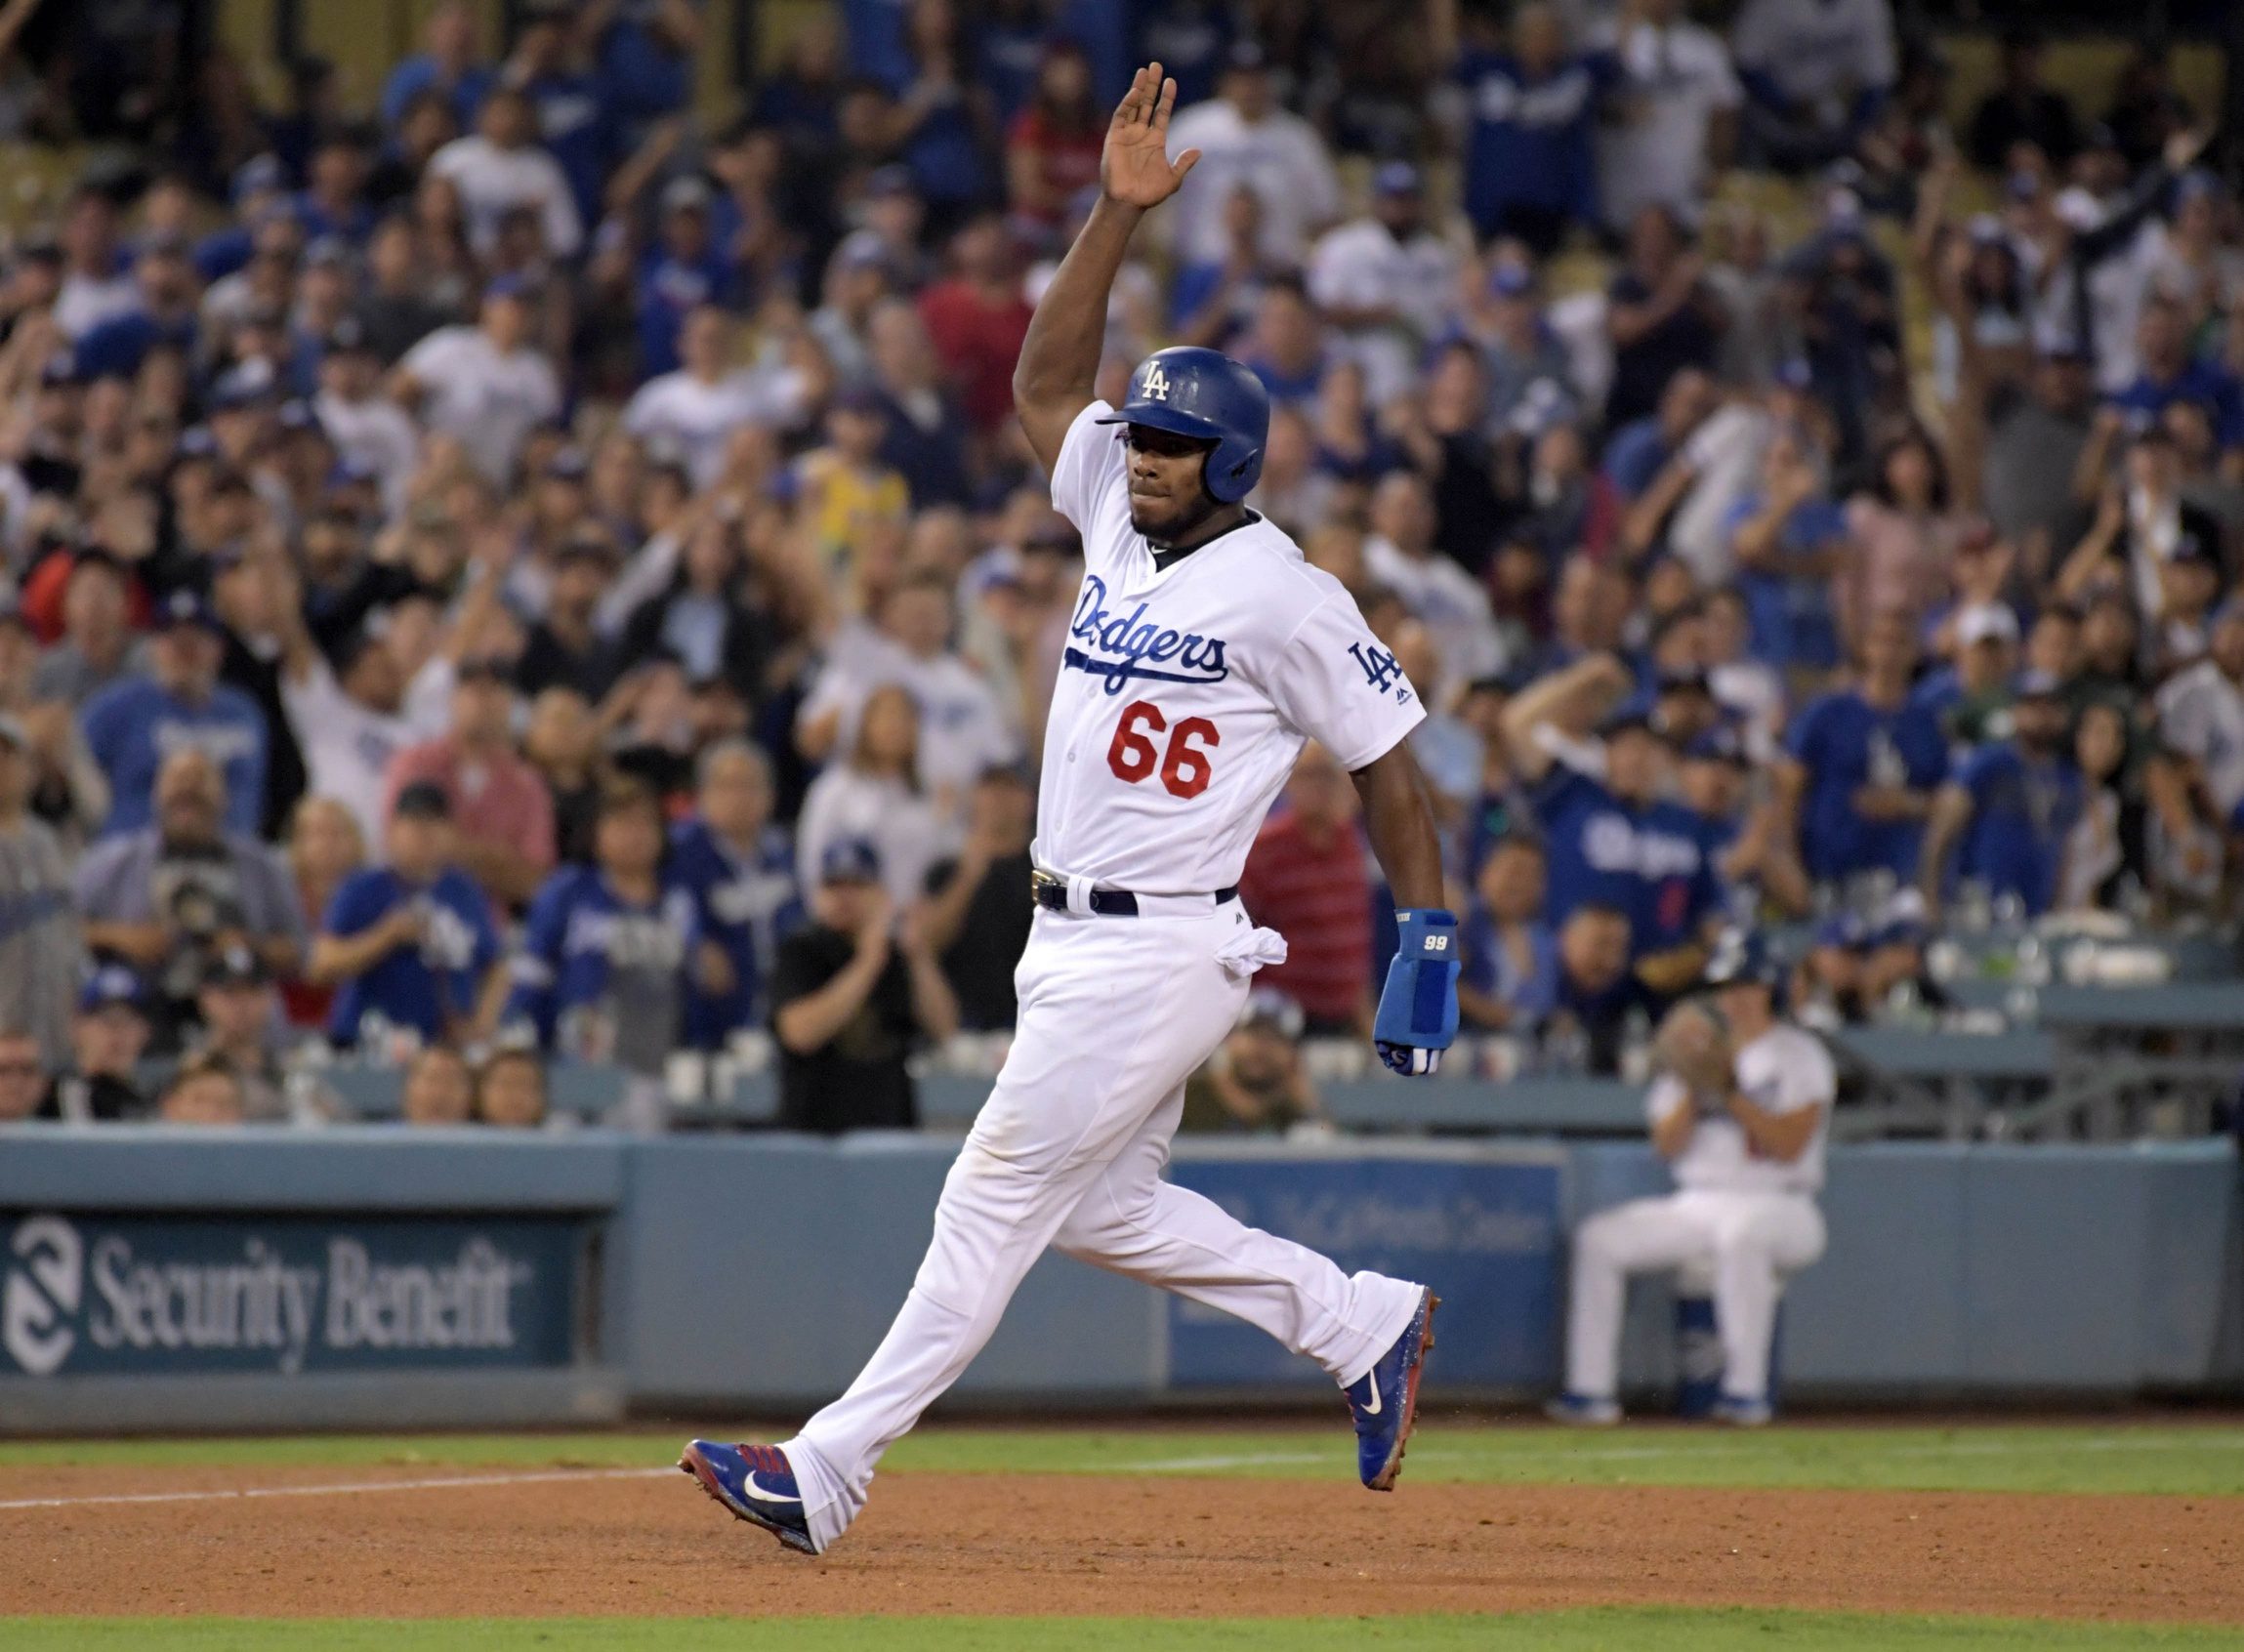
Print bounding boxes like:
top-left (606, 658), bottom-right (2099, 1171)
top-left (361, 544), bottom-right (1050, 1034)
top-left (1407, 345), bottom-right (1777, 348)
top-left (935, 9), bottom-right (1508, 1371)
top-left (1375, 909), bottom-right (1460, 1077)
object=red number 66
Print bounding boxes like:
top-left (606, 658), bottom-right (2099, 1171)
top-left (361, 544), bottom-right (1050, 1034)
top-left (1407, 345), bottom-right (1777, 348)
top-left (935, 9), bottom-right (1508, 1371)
top-left (1105, 699), bottom-right (1221, 800)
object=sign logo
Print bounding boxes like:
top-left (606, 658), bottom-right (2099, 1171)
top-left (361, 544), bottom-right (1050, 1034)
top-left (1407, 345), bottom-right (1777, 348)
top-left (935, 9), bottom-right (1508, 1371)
top-left (4, 1216), bottom-right (82, 1376)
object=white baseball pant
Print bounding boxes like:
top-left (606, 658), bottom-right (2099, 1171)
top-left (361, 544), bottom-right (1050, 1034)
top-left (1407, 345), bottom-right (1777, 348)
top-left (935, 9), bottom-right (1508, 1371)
top-left (1564, 1187), bottom-right (1825, 1402)
top-left (781, 901), bottom-right (1426, 1551)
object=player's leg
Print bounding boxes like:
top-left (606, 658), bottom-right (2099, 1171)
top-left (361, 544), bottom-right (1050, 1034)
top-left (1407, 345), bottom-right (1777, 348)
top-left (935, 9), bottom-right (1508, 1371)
top-left (1705, 1193), bottom-right (1826, 1401)
top-left (781, 913), bottom-right (1250, 1549)
top-left (1563, 1194), bottom-right (1720, 1399)
top-left (1052, 1088), bottom-right (1423, 1384)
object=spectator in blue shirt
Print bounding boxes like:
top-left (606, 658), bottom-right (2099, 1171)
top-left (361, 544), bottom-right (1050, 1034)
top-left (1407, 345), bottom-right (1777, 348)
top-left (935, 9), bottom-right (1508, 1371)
top-left (1458, 833), bottom-right (1560, 1033)
top-left (1722, 421), bottom-right (1847, 672)
top-left (1600, 367), bottom-right (1718, 501)
top-left (592, 0), bottom-right (704, 145)
top-left (309, 780), bottom-right (503, 1051)
top-left (1780, 610), bottom-right (1949, 889)
top-left (508, 2), bottom-right (615, 230)
top-left (636, 176), bottom-right (737, 379)
top-left (1451, 2), bottom-right (1614, 255)
top-left (885, 0), bottom-right (995, 230)
top-left (2108, 296), bottom-right (2244, 458)
top-left (81, 592), bottom-right (268, 840)
top-left (379, 0), bottom-right (496, 138)
top-left (1137, 0), bottom-right (1234, 108)
top-left (1920, 673), bottom-right (2083, 919)
top-left (671, 739), bottom-right (803, 1050)
top-left (505, 776), bottom-right (707, 1077)
top-left (73, 235), bottom-right (200, 383)
top-left (296, 131), bottom-right (378, 248)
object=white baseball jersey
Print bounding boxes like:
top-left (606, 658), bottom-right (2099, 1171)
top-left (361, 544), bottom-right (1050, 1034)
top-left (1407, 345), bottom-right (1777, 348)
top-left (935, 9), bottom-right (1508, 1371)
top-left (1648, 1021), bottom-right (1834, 1195)
top-left (1037, 399), bottom-right (1424, 894)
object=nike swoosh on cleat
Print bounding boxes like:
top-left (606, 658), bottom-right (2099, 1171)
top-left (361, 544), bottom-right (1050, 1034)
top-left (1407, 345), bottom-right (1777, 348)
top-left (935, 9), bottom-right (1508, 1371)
top-left (739, 1471), bottom-right (800, 1506)
top-left (1359, 1370), bottom-right (1382, 1416)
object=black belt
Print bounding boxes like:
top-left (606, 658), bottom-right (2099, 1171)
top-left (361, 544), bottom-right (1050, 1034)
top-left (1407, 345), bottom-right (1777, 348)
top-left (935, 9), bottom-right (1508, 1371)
top-left (1030, 869), bottom-right (1239, 917)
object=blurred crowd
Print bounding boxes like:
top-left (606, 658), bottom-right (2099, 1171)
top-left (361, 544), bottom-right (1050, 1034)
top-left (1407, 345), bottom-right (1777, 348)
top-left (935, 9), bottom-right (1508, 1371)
top-left (0, 0), bottom-right (2236, 1133)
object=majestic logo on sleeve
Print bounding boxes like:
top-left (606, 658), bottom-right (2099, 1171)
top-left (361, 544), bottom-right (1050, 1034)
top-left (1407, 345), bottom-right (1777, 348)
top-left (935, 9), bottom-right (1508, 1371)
top-left (1063, 575), bottom-right (1232, 694)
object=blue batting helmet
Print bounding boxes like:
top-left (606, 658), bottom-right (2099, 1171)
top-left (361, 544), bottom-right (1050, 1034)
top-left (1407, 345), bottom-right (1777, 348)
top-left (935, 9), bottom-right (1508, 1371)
top-left (1096, 346), bottom-right (1268, 504)
top-left (1701, 927), bottom-right (1784, 996)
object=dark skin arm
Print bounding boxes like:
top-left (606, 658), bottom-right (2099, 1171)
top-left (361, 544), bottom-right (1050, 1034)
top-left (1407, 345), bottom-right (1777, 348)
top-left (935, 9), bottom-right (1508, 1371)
top-left (1014, 63), bottom-right (1201, 474)
top-left (1351, 741), bottom-right (1446, 913)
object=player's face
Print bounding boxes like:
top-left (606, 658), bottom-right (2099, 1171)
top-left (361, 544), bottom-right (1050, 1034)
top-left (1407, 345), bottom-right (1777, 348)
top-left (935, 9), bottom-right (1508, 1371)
top-left (1123, 425), bottom-right (1223, 544)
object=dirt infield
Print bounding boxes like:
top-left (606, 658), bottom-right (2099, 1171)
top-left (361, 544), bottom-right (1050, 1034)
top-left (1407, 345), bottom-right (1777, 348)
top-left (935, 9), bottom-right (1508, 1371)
top-left (2, 1463), bottom-right (2240, 1624)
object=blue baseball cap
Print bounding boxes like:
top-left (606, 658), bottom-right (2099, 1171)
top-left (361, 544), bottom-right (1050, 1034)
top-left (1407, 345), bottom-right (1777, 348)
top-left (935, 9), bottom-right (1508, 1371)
top-left (819, 837), bottom-right (883, 887)
top-left (1684, 724), bottom-right (1749, 767)
top-left (229, 153), bottom-right (286, 204)
top-left (483, 271), bottom-right (535, 304)
top-left (79, 963), bottom-right (146, 1015)
top-left (1488, 262), bottom-right (1533, 299)
top-left (1373, 161), bottom-right (1422, 198)
top-left (154, 588), bottom-right (224, 634)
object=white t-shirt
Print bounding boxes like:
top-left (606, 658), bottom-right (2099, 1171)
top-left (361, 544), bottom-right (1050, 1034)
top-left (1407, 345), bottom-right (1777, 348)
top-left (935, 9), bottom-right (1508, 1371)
top-left (281, 656), bottom-right (446, 849)
top-left (55, 269), bottom-right (139, 340)
top-left (1670, 402), bottom-right (1771, 584)
top-left (1594, 20), bottom-right (1742, 229)
top-left (1729, 0), bottom-right (1895, 108)
top-left (1307, 219), bottom-right (1463, 405)
top-left (1164, 100), bottom-right (1342, 268)
top-left (799, 637), bottom-right (1022, 822)
top-left (1363, 534), bottom-right (1504, 694)
top-left (1650, 1020), bottom-right (1833, 1195)
top-left (1038, 400), bottom-right (1423, 893)
top-left (428, 136), bottom-right (583, 258)
top-left (622, 368), bottom-right (805, 491)
top-left (314, 390), bottom-right (422, 518)
top-left (399, 325), bottom-right (562, 483)
top-left (2157, 659), bottom-right (2244, 815)
top-left (794, 764), bottom-right (947, 911)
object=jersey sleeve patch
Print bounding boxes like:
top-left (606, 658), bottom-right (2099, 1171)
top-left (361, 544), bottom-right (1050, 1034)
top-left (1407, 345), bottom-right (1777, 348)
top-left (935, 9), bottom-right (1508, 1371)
top-left (1265, 593), bottom-right (1429, 771)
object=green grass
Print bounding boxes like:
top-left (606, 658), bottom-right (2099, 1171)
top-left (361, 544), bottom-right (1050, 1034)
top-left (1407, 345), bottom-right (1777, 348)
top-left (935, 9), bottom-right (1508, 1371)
top-left (7, 1423), bottom-right (2244, 1497)
top-left (4, 1612), bottom-right (2236, 1652)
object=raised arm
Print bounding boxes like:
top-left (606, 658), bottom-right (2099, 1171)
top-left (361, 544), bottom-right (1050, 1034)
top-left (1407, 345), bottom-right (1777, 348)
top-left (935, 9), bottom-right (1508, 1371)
top-left (1013, 62), bottom-right (1201, 472)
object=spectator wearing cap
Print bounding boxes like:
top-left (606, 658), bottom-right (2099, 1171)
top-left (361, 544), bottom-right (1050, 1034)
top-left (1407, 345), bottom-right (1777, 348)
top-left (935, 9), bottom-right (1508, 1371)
top-left (384, 657), bottom-right (556, 913)
top-left (268, 563), bottom-right (444, 851)
top-left (1465, 260), bottom-right (1581, 443)
top-left (1305, 161), bottom-right (1461, 410)
top-left (0, 712), bottom-right (81, 1064)
top-left (517, 529), bottom-right (625, 701)
top-left (919, 762), bottom-right (1034, 1031)
top-left (392, 275), bottom-right (563, 483)
top-left (1779, 610), bottom-right (1949, 891)
top-left (1920, 671), bottom-right (2082, 920)
top-left (1181, 987), bottom-right (1324, 1136)
top-left (1916, 600), bottom-right (2021, 755)
top-left (72, 232), bottom-right (200, 383)
top-left (1004, 39), bottom-right (1102, 234)
top-left (1166, 42), bottom-right (1341, 272)
top-left (310, 779), bottom-right (504, 1052)
top-left (313, 317), bottom-right (419, 518)
top-left (1592, 0), bottom-right (1742, 234)
top-left (671, 739), bottom-right (802, 1049)
top-left (379, 1), bottom-right (495, 139)
top-left (188, 943), bottom-right (292, 1122)
top-left (507, 777), bottom-right (710, 1080)
top-left (38, 965), bottom-right (152, 1122)
top-left (1458, 833), bottom-right (1560, 1033)
top-left (73, 749), bottom-right (305, 1049)
top-left (1235, 743), bottom-right (1374, 1038)
top-left (80, 590), bottom-right (268, 839)
top-left (636, 176), bottom-right (740, 381)
top-left (623, 305), bottom-right (809, 493)
top-left (916, 214), bottom-right (1033, 439)
top-left (1443, 2), bottom-right (1615, 257)
top-left (428, 83), bottom-right (583, 261)
top-left (54, 186), bottom-right (136, 342)
top-left (770, 834), bottom-right (958, 1135)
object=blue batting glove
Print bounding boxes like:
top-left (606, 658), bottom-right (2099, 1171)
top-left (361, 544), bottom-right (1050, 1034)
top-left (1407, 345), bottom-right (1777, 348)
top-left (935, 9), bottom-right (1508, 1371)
top-left (1374, 908), bottom-right (1460, 1077)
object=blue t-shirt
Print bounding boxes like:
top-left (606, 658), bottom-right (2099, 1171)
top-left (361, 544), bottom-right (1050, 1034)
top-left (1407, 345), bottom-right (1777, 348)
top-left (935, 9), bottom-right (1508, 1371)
top-left (322, 865), bottom-right (500, 1046)
top-left (293, 192), bottom-right (375, 248)
top-left (1535, 760), bottom-right (1713, 957)
top-left (635, 244), bottom-right (736, 378)
top-left (2108, 360), bottom-right (2244, 451)
top-left (1599, 416), bottom-right (1670, 499)
top-left (1634, 798), bottom-right (1724, 957)
top-left (1135, 0), bottom-right (1232, 107)
top-left (1461, 909), bottom-right (1560, 1025)
top-left (74, 310), bottom-right (197, 382)
top-left (669, 817), bottom-right (804, 1049)
top-left (1785, 690), bottom-right (1949, 884)
top-left (1721, 491), bottom-right (1846, 671)
top-left (524, 70), bottom-right (614, 228)
top-left (80, 677), bottom-right (269, 839)
top-left (505, 866), bottom-right (699, 1074)
top-left (379, 56), bottom-right (494, 136)
top-left (596, 1), bottom-right (698, 128)
top-left (1454, 50), bottom-right (1613, 233)
top-left (1951, 743), bottom-right (2083, 916)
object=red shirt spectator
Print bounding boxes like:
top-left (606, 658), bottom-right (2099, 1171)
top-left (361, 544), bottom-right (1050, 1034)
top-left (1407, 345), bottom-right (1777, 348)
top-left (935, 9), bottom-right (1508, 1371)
top-left (1005, 42), bottom-right (1103, 231)
top-left (1237, 745), bottom-right (1373, 1034)
top-left (382, 658), bottom-right (556, 911)
top-left (918, 215), bottom-right (1033, 435)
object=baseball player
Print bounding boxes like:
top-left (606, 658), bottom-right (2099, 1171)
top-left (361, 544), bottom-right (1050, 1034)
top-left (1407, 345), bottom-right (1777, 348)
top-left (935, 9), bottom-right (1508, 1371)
top-left (681, 64), bottom-right (1459, 1555)
top-left (1548, 929), bottom-right (1830, 1426)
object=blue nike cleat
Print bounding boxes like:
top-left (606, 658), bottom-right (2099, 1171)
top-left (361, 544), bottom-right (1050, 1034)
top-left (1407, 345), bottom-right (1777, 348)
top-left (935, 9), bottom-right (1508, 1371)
top-left (1346, 1288), bottom-right (1437, 1491)
top-left (1544, 1392), bottom-right (1623, 1426)
top-left (1710, 1393), bottom-right (1773, 1427)
top-left (679, 1439), bottom-right (818, 1554)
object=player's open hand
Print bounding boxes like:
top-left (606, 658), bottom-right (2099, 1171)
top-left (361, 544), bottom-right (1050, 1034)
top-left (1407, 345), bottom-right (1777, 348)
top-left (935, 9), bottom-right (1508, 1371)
top-left (1102, 62), bottom-right (1199, 210)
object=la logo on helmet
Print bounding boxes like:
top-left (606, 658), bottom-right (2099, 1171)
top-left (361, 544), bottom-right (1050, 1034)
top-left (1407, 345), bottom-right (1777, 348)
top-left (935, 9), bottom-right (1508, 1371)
top-left (1142, 364), bottom-right (1171, 400)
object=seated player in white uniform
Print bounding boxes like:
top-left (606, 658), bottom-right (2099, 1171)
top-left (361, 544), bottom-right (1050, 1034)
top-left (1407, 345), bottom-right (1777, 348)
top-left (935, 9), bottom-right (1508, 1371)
top-left (1549, 928), bottom-right (1830, 1425)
